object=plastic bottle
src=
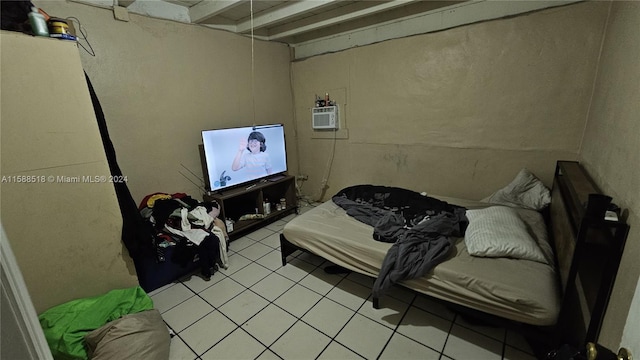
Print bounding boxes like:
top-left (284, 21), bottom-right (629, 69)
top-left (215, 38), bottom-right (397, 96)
top-left (264, 199), bottom-right (271, 215)
top-left (29, 7), bottom-right (49, 37)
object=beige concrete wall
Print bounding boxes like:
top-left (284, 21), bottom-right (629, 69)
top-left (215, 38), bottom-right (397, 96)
top-left (578, 1), bottom-right (640, 351)
top-left (1, 32), bottom-right (138, 313)
top-left (291, 2), bottom-right (608, 201)
top-left (2, 0), bottom-right (294, 312)
top-left (41, 1), bottom-right (296, 203)
top-left (10, 0), bottom-right (635, 349)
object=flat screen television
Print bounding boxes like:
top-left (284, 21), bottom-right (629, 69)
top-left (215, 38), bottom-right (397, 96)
top-left (201, 124), bottom-right (288, 192)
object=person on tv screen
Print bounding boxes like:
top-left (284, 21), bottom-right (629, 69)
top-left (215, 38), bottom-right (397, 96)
top-left (232, 131), bottom-right (273, 176)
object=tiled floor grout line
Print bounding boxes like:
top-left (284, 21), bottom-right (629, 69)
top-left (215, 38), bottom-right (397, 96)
top-left (176, 261), bottom-right (424, 360)
top-left (156, 221), bottom-right (311, 358)
top-left (159, 219), bottom-right (528, 360)
top-left (278, 251), bottom-right (453, 359)
top-left (170, 331), bottom-right (200, 358)
top-left (439, 312), bottom-right (458, 359)
top-left (370, 295), bottom-right (396, 360)
top-left (183, 264), bottom-right (289, 357)
top-left (313, 277), bottom-right (389, 359)
top-left (500, 328), bottom-right (508, 360)
top-left (312, 317), bottom-right (368, 360)
top-left (304, 275), bottom-right (369, 359)
top-left (151, 281), bottom-right (207, 316)
top-left (244, 251), bottom-right (328, 358)
top-left (252, 250), bottom-right (377, 359)
top-left (374, 293), bottom-right (417, 360)
top-left (165, 248), bottom-right (273, 358)
top-left (179, 240), bottom-right (327, 358)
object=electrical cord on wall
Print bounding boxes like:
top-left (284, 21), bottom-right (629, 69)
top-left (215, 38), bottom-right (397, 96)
top-left (66, 17), bottom-right (95, 56)
top-left (315, 127), bottom-right (338, 202)
top-left (295, 177), bottom-right (313, 207)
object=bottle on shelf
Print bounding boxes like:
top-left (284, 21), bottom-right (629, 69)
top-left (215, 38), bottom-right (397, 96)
top-left (29, 7), bottom-right (49, 37)
top-left (264, 198), bottom-right (271, 215)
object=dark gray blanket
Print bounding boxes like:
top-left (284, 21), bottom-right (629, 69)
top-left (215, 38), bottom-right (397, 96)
top-left (332, 185), bottom-right (467, 297)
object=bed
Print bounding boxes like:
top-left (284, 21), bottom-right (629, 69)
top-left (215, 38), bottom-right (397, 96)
top-left (279, 161), bottom-right (629, 350)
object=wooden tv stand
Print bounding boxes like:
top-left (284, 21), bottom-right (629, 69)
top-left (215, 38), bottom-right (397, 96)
top-left (203, 175), bottom-right (297, 240)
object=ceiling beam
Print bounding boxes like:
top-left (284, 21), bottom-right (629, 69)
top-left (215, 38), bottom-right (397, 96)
top-left (292, 0), bottom-right (581, 59)
top-left (68, 0), bottom-right (114, 8)
top-left (236, 0), bottom-right (338, 34)
top-left (128, 0), bottom-right (191, 23)
top-left (190, 0), bottom-right (244, 23)
top-left (268, 0), bottom-right (420, 40)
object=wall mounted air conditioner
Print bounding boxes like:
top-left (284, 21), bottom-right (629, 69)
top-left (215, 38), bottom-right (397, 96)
top-left (312, 106), bottom-right (338, 130)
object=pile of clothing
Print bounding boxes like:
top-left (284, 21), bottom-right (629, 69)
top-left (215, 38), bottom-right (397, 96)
top-left (332, 185), bottom-right (468, 297)
top-left (139, 192), bottom-right (228, 280)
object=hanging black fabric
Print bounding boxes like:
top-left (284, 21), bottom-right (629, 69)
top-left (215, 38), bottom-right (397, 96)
top-left (0, 0), bottom-right (32, 34)
top-left (84, 72), bottom-right (154, 261)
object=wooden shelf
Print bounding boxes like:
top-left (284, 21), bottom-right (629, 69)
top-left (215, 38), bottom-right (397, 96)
top-left (203, 175), bottom-right (297, 240)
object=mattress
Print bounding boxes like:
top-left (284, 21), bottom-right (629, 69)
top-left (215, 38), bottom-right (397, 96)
top-left (282, 196), bottom-right (561, 326)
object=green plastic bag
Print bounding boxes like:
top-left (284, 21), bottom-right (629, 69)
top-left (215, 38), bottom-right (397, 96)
top-left (38, 286), bottom-right (154, 360)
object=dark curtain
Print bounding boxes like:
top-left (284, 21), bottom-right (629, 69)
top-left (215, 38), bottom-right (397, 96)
top-left (0, 0), bottom-right (32, 34)
top-left (84, 72), bottom-right (154, 262)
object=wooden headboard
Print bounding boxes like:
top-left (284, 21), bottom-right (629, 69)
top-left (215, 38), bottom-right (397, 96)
top-left (549, 161), bottom-right (629, 347)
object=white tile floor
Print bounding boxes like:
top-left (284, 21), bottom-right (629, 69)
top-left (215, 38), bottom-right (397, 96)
top-left (149, 206), bottom-right (539, 360)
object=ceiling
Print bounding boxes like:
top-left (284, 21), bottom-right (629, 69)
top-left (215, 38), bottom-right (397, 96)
top-left (151, 0), bottom-right (468, 44)
top-left (77, 0), bottom-right (581, 59)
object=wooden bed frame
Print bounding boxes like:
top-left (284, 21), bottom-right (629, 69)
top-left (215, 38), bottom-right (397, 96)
top-left (279, 160), bottom-right (629, 352)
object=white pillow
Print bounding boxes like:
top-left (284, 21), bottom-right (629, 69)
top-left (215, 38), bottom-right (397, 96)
top-left (465, 206), bottom-right (548, 263)
top-left (482, 168), bottom-right (551, 210)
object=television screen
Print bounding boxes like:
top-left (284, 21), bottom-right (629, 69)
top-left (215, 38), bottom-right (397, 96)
top-left (202, 124), bottom-right (288, 191)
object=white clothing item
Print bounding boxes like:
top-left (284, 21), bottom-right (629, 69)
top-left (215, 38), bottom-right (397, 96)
top-left (180, 208), bottom-right (190, 231)
top-left (188, 206), bottom-right (214, 228)
top-left (211, 225), bottom-right (229, 269)
top-left (164, 226), bottom-right (209, 246)
top-left (165, 206), bottom-right (226, 266)
top-left (162, 207), bottom-right (211, 246)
